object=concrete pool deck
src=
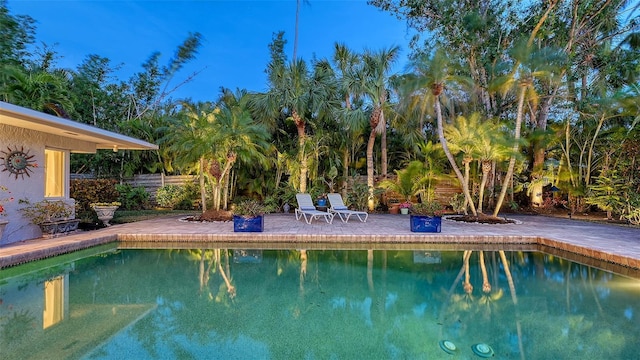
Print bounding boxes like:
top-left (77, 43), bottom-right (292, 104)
top-left (1, 213), bottom-right (639, 276)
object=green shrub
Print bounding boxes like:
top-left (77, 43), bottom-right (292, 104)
top-left (115, 184), bottom-right (150, 210)
top-left (233, 199), bottom-right (267, 217)
top-left (156, 184), bottom-right (187, 209)
top-left (70, 179), bottom-right (119, 212)
top-left (410, 201), bottom-right (443, 216)
top-left (19, 199), bottom-right (74, 224)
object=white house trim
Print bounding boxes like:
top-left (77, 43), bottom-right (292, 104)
top-left (0, 101), bottom-right (158, 245)
top-left (0, 101), bottom-right (158, 152)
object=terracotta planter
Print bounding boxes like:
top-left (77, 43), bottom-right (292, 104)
top-left (233, 215), bottom-right (264, 232)
top-left (410, 215), bottom-right (442, 233)
top-left (389, 205), bottom-right (400, 214)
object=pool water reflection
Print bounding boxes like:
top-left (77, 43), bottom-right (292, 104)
top-left (1, 247), bottom-right (639, 359)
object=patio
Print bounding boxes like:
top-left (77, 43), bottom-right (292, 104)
top-left (1, 213), bottom-right (639, 277)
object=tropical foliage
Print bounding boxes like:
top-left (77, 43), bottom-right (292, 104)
top-left (1, 1), bottom-right (639, 220)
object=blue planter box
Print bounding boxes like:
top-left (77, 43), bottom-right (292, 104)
top-left (410, 215), bottom-right (442, 233)
top-left (233, 215), bottom-right (264, 232)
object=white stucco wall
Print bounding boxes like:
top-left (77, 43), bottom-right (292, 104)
top-left (0, 123), bottom-right (88, 245)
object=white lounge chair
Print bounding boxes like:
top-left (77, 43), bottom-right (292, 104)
top-left (327, 193), bottom-right (368, 223)
top-left (295, 193), bottom-right (334, 224)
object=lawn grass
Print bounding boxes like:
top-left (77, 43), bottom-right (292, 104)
top-left (111, 209), bottom-right (200, 224)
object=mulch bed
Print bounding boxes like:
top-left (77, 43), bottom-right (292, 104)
top-left (447, 214), bottom-right (516, 224)
top-left (183, 209), bottom-right (233, 222)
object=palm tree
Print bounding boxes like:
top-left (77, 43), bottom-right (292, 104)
top-left (445, 113), bottom-right (481, 214)
top-left (162, 101), bottom-right (217, 212)
top-left (252, 59), bottom-right (312, 192)
top-left (491, 40), bottom-right (565, 216)
top-left (403, 49), bottom-right (478, 216)
top-left (332, 43), bottom-right (367, 196)
top-left (361, 46), bottom-right (400, 210)
top-left (378, 160), bottom-right (424, 203)
top-left (253, 52), bottom-right (337, 194)
top-left (474, 120), bottom-right (510, 213)
top-left (415, 140), bottom-right (447, 202)
top-left (213, 88), bottom-right (271, 209)
top-left (1, 65), bottom-right (74, 117)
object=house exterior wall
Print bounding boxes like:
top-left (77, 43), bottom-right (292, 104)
top-left (0, 123), bottom-right (89, 245)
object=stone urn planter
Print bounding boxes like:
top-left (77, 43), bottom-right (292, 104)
top-left (19, 199), bottom-right (79, 236)
top-left (91, 203), bottom-right (120, 226)
top-left (39, 219), bottom-right (81, 236)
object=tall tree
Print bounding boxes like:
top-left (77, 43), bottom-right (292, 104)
top-left (332, 43), bottom-right (367, 196)
top-left (253, 33), bottom-right (337, 193)
top-left (491, 40), bottom-right (566, 216)
top-left (402, 49), bottom-right (478, 216)
top-left (0, 1), bottom-right (35, 66)
top-left (361, 46), bottom-right (400, 210)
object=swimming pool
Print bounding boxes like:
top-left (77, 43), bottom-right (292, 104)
top-left (1, 244), bottom-right (639, 359)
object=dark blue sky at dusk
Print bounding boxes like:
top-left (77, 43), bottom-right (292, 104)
top-left (9, 0), bottom-right (415, 102)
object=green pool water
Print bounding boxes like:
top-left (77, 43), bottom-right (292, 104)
top-left (1, 246), bottom-right (639, 359)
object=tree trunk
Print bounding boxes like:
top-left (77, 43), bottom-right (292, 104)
top-left (366, 129), bottom-right (377, 211)
top-left (342, 149), bottom-right (349, 198)
top-left (493, 84), bottom-right (526, 217)
top-left (199, 157), bottom-right (207, 213)
top-left (477, 161), bottom-right (490, 214)
top-left (435, 98), bottom-right (477, 216)
top-left (530, 93), bottom-right (554, 206)
top-left (381, 125), bottom-right (388, 178)
top-left (294, 111), bottom-right (308, 193)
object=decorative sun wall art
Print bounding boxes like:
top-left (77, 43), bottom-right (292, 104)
top-left (1, 146), bottom-right (38, 179)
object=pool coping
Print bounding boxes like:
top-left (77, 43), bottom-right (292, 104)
top-left (1, 214), bottom-right (638, 277)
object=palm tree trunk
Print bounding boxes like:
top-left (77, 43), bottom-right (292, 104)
top-left (294, 111), bottom-right (308, 193)
top-left (435, 98), bottom-right (477, 216)
top-left (199, 157), bottom-right (207, 213)
top-left (478, 163), bottom-right (490, 213)
top-left (493, 85), bottom-right (526, 217)
top-left (366, 129), bottom-right (376, 211)
top-left (223, 171), bottom-right (230, 210)
top-left (381, 126), bottom-right (388, 178)
top-left (342, 149), bottom-right (349, 198)
top-left (585, 114), bottom-right (606, 186)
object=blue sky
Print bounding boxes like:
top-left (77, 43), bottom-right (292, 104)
top-left (9, 0), bottom-right (415, 102)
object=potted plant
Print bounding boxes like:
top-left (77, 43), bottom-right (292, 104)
top-left (379, 161), bottom-right (424, 214)
top-left (409, 201), bottom-right (444, 233)
top-left (19, 199), bottom-right (78, 235)
top-left (232, 199), bottom-right (266, 232)
top-left (399, 201), bottom-right (412, 215)
top-left (90, 202), bottom-right (121, 226)
top-left (317, 194), bottom-right (328, 207)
